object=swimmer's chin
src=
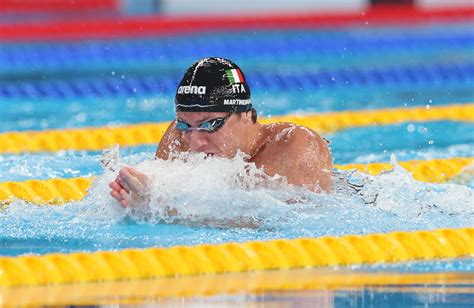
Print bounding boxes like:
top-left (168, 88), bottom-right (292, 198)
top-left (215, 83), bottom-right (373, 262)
top-left (190, 150), bottom-right (220, 157)
top-left (205, 151), bottom-right (247, 159)
top-left (195, 151), bottom-right (229, 158)
top-left (205, 153), bottom-right (234, 159)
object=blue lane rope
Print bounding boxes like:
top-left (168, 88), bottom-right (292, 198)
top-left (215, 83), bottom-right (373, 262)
top-left (1, 63), bottom-right (473, 99)
top-left (1, 28), bottom-right (473, 75)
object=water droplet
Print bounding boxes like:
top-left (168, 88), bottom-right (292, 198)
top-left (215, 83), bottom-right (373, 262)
top-left (407, 124), bottom-right (415, 132)
top-left (428, 140), bottom-right (434, 145)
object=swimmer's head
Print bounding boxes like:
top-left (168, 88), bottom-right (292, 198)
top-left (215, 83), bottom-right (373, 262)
top-left (175, 57), bottom-right (252, 113)
top-left (174, 58), bottom-right (259, 158)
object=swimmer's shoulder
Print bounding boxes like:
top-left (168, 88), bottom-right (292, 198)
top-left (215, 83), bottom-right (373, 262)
top-left (255, 122), bottom-right (333, 192)
top-left (256, 122), bottom-right (331, 165)
top-left (260, 122), bottom-right (325, 149)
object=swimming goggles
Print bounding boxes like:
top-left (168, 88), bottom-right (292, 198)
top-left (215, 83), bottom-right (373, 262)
top-left (175, 113), bottom-right (232, 133)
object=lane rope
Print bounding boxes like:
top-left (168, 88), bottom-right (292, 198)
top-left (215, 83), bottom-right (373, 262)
top-left (2, 63), bottom-right (473, 98)
top-left (1, 6), bottom-right (473, 41)
top-left (1, 103), bottom-right (473, 154)
top-left (0, 157), bottom-right (471, 205)
top-left (0, 227), bottom-right (472, 288)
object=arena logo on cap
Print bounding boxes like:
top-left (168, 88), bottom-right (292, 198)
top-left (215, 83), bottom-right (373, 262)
top-left (177, 86), bottom-right (206, 95)
top-left (226, 69), bottom-right (245, 84)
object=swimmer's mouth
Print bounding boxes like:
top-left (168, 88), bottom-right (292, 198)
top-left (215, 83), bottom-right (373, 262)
top-left (205, 152), bottom-right (223, 158)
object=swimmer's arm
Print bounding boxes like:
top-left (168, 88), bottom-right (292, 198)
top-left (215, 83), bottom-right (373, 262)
top-left (111, 172), bottom-right (259, 228)
top-left (155, 121), bottom-right (189, 160)
top-left (264, 128), bottom-right (333, 193)
top-left (110, 188), bottom-right (259, 227)
top-left (163, 207), bottom-right (260, 229)
top-left (111, 122), bottom-right (183, 207)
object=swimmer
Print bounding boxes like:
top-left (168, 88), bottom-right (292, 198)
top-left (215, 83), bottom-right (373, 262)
top-left (110, 57), bottom-right (332, 208)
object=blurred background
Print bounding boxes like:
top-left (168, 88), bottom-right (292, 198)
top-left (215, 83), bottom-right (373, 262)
top-left (2, 0), bottom-right (473, 15)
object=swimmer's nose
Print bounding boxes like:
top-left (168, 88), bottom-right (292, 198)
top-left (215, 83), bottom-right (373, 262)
top-left (189, 131), bottom-right (209, 152)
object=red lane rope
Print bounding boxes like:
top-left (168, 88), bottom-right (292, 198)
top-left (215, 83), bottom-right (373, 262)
top-left (0, 0), bottom-right (118, 12)
top-left (1, 5), bottom-right (473, 41)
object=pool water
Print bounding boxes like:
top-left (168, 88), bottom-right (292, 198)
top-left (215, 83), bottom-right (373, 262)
top-left (1, 23), bottom-right (474, 132)
top-left (3, 266), bottom-right (472, 306)
top-left (0, 15), bottom-right (473, 307)
top-left (2, 152), bottom-right (473, 258)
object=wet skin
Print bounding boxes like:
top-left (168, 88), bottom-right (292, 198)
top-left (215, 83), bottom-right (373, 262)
top-left (109, 111), bottom-right (332, 207)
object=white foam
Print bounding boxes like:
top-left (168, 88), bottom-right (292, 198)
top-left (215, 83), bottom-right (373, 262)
top-left (1, 151), bottom-right (472, 248)
top-left (84, 151), bottom-right (474, 230)
top-left (344, 155), bottom-right (473, 218)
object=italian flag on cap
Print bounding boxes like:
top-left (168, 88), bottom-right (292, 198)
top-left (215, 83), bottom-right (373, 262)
top-left (226, 69), bottom-right (245, 84)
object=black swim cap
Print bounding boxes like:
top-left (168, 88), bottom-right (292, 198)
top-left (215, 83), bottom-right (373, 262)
top-left (175, 57), bottom-right (252, 113)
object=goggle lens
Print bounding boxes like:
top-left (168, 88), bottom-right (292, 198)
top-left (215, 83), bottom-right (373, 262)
top-left (176, 113), bottom-right (231, 133)
top-left (176, 121), bottom-right (191, 131)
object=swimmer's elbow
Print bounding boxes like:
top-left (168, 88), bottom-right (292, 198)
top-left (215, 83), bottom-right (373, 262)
top-left (317, 172), bottom-right (333, 193)
top-left (302, 174), bottom-right (332, 194)
top-left (315, 136), bottom-right (333, 193)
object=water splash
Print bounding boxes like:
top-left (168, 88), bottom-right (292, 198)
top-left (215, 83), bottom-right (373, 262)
top-left (448, 161), bottom-right (474, 187)
top-left (1, 151), bottom-right (472, 256)
top-left (57, 151), bottom-right (474, 240)
top-left (342, 155), bottom-right (473, 217)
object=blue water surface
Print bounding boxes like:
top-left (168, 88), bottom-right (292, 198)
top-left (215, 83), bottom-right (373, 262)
top-left (0, 21), bottom-right (473, 278)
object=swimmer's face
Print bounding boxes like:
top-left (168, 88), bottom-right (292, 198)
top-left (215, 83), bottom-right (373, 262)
top-left (175, 111), bottom-right (245, 158)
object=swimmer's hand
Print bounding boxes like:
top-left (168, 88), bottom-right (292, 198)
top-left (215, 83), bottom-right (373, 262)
top-left (109, 167), bottom-right (150, 208)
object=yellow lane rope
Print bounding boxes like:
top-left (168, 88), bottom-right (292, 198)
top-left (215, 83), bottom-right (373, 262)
top-left (0, 177), bottom-right (91, 206)
top-left (1, 103), bottom-right (472, 154)
top-left (0, 227), bottom-right (472, 288)
top-left (0, 157), bottom-right (471, 206)
top-left (2, 270), bottom-right (472, 306)
top-left (337, 157), bottom-right (473, 182)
